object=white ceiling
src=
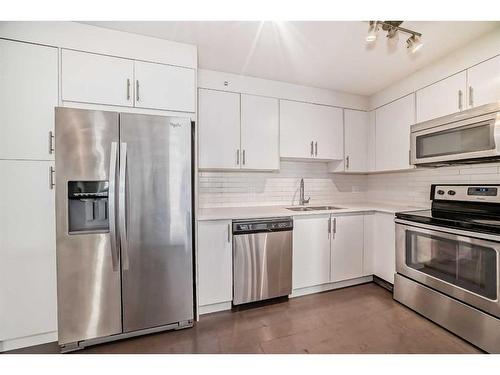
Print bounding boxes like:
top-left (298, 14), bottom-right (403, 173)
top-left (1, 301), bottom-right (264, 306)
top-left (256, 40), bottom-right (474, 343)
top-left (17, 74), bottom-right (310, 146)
top-left (81, 21), bottom-right (499, 96)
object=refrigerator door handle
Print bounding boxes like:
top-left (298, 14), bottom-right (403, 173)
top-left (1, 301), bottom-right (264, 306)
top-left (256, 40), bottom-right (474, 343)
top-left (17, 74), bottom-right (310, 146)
top-left (109, 142), bottom-right (119, 272)
top-left (119, 142), bottom-right (130, 270)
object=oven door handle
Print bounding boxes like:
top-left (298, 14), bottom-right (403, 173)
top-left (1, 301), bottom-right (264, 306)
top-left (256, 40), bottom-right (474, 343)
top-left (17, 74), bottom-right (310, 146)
top-left (395, 218), bottom-right (500, 243)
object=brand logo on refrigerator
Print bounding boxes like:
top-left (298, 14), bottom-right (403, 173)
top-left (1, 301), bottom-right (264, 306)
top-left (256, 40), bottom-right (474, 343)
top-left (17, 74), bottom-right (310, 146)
top-left (170, 122), bottom-right (182, 128)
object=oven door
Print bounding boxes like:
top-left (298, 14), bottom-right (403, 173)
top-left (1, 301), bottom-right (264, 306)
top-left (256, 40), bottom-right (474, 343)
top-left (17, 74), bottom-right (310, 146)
top-left (396, 219), bottom-right (500, 318)
top-left (410, 111), bottom-right (500, 165)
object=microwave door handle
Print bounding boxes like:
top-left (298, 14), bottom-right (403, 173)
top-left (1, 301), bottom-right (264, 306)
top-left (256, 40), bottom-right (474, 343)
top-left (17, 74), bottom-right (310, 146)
top-left (119, 142), bottom-right (130, 270)
top-left (108, 142), bottom-right (119, 272)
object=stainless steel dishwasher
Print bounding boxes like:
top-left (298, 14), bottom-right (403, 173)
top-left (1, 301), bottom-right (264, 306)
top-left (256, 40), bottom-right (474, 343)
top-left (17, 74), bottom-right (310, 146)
top-left (232, 217), bottom-right (293, 305)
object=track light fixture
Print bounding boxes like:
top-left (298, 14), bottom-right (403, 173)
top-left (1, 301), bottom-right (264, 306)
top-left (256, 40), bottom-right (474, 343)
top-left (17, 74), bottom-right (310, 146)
top-left (366, 21), bottom-right (423, 53)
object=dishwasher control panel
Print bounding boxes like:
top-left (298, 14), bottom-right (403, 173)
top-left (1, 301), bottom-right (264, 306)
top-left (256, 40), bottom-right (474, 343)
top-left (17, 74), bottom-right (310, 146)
top-left (233, 217), bottom-right (293, 234)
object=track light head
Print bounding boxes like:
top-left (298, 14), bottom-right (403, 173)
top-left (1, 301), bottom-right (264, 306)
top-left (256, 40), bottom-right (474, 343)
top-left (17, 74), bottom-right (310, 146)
top-left (366, 21), bottom-right (379, 43)
top-left (407, 34), bottom-right (423, 53)
top-left (387, 27), bottom-right (398, 39)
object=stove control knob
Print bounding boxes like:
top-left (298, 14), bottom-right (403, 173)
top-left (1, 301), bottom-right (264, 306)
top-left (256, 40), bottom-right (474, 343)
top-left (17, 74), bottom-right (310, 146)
top-left (437, 190), bottom-right (445, 195)
top-left (448, 190), bottom-right (456, 196)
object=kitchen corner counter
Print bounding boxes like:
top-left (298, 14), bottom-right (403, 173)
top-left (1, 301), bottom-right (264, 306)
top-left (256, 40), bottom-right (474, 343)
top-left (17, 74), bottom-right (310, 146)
top-left (197, 202), bottom-right (428, 221)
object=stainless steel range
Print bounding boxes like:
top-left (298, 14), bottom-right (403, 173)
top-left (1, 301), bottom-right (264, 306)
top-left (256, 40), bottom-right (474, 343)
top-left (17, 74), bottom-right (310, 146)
top-left (394, 184), bottom-right (500, 353)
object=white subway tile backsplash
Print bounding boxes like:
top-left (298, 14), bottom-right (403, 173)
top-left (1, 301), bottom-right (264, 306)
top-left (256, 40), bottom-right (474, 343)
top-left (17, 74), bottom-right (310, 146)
top-left (198, 161), bottom-right (500, 209)
top-left (198, 161), bottom-right (365, 208)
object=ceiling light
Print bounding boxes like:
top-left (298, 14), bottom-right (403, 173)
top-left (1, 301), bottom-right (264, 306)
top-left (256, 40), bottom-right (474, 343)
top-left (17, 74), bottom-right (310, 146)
top-left (366, 21), bottom-right (379, 43)
top-left (366, 21), bottom-right (423, 53)
top-left (407, 34), bottom-right (423, 53)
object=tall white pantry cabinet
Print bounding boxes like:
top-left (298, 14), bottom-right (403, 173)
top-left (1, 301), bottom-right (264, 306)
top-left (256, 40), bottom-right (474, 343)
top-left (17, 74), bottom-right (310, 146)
top-left (0, 39), bottom-right (58, 351)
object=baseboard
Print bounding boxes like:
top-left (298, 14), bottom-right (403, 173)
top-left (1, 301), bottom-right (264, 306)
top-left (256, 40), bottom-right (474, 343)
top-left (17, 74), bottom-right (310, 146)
top-left (291, 275), bottom-right (373, 298)
top-left (198, 301), bottom-right (232, 316)
top-left (198, 276), bottom-right (374, 315)
top-left (373, 275), bottom-right (394, 292)
top-left (0, 331), bottom-right (58, 352)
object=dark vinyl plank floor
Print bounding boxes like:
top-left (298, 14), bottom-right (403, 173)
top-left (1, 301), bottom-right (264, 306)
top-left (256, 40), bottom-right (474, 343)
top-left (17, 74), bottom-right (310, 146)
top-left (6, 283), bottom-right (482, 354)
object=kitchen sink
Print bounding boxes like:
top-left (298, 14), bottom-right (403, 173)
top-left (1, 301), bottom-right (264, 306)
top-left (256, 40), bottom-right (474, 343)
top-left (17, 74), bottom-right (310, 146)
top-left (307, 206), bottom-right (344, 210)
top-left (286, 207), bottom-right (311, 211)
top-left (286, 206), bottom-right (344, 212)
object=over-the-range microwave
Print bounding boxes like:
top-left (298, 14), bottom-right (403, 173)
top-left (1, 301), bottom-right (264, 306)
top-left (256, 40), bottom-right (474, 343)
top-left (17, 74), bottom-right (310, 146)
top-left (410, 101), bottom-right (500, 166)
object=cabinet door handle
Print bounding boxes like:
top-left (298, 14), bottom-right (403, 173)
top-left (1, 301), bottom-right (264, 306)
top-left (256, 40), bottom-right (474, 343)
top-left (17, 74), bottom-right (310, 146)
top-left (48, 131), bottom-right (55, 154)
top-left (49, 166), bottom-right (55, 190)
top-left (469, 86), bottom-right (474, 107)
top-left (333, 217), bottom-right (337, 235)
top-left (315, 142), bottom-right (318, 157)
top-left (346, 155), bottom-right (350, 170)
top-left (126, 79), bottom-right (131, 100)
top-left (310, 141), bottom-right (314, 156)
top-left (236, 149), bottom-right (240, 165)
top-left (458, 90), bottom-right (463, 111)
top-left (136, 80), bottom-right (140, 102)
top-left (242, 149), bottom-right (246, 165)
top-left (228, 223), bottom-right (231, 243)
top-left (328, 218), bottom-right (331, 239)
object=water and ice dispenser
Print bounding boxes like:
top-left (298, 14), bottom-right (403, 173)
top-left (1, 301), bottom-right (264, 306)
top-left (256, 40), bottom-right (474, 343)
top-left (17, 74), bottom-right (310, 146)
top-left (68, 181), bottom-right (110, 234)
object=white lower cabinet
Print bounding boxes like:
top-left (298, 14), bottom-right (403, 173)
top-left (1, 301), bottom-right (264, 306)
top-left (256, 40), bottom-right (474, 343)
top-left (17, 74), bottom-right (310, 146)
top-left (197, 220), bottom-right (233, 310)
top-left (292, 215), bottom-right (331, 289)
top-left (0, 160), bottom-right (57, 351)
top-left (330, 215), bottom-right (365, 282)
top-left (364, 212), bottom-right (396, 284)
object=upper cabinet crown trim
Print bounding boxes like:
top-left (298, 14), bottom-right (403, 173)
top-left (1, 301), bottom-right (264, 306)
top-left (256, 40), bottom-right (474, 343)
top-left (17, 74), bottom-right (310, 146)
top-left (198, 69), bottom-right (369, 111)
top-left (0, 21), bottom-right (197, 69)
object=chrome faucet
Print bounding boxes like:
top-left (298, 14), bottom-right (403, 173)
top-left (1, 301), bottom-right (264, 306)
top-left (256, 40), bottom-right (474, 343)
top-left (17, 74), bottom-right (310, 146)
top-left (299, 178), bottom-right (310, 205)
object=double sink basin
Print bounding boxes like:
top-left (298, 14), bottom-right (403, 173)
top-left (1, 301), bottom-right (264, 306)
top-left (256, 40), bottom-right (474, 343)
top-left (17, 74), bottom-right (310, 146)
top-left (286, 205), bottom-right (343, 212)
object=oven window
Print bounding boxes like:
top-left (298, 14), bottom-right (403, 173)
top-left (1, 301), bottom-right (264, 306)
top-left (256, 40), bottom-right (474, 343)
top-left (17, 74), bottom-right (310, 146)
top-left (405, 231), bottom-right (497, 299)
top-left (415, 121), bottom-right (493, 159)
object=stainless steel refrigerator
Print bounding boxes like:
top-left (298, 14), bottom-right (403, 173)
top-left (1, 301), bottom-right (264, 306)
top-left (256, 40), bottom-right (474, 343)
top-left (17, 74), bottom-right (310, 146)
top-left (55, 107), bottom-right (194, 352)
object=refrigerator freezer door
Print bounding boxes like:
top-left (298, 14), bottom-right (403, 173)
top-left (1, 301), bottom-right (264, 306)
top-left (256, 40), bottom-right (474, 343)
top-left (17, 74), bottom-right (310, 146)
top-left (55, 108), bottom-right (122, 345)
top-left (119, 114), bottom-right (194, 332)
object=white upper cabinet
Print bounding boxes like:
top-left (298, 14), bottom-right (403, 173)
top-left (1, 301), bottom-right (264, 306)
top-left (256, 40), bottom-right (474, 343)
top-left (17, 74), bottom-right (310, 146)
top-left (280, 100), bottom-right (343, 160)
top-left (198, 89), bottom-right (241, 170)
top-left (375, 94), bottom-right (415, 172)
top-left (240, 94), bottom-right (280, 170)
top-left (467, 55), bottom-right (500, 109)
top-left (416, 71), bottom-right (467, 123)
top-left (330, 215), bottom-right (364, 282)
top-left (134, 61), bottom-right (195, 112)
top-left (344, 110), bottom-right (369, 172)
top-left (62, 49), bottom-right (134, 107)
top-left (0, 40), bottom-right (58, 160)
top-left (198, 90), bottom-right (280, 171)
top-left (292, 215), bottom-right (331, 290)
top-left (197, 220), bottom-right (233, 308)
top-left (367, 111), bottom-right (376, 172)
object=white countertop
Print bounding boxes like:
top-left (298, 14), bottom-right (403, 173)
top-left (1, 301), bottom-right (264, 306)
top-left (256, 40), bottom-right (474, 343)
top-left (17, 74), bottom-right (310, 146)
top-left (197, 202), bottom-right (428, 221)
